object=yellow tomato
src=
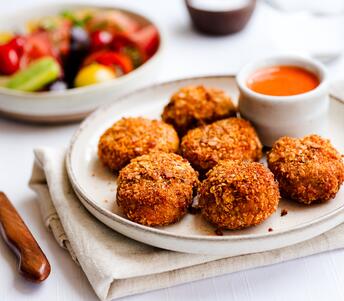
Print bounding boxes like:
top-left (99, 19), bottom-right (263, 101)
top-left (74, 64), bottom-right (116, 87)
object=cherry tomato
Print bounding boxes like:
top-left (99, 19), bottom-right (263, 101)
top-left (83, 50), bottom-right (133, 74)
top-left (0, 44), bottom-right (20, 75)
top-left (8, 36), bottom-right (26, 56)
top-left (74, 63), bottom-right (116, 87)
top-left (90, 30), bottom-right (113, 50)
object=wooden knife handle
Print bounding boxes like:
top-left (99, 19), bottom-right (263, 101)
top-left (0, 192), bottom-right (51, 282)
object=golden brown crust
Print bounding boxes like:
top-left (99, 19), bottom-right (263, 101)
top-left (199, 160), bottom-right (280, 230)
top-left (267, 135), bottom-right (344, 204)
top-left (98, 117), bottom-right (179, 171)
top-left (117, 152), bottom-right (199, 226)
top-left (180, 118), bottom-right (262, 173)
top-left (162, 86), bottom-right (237, 135)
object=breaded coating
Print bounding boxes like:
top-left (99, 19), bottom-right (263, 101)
top-left (180, 118), bottom-right (262, 173)
top-left (162, 86), bottom-right (237, 135)
top-left (117, 152), bottom-right (199, 226)
top-left (199, 160), bottom-right (280, 230)
top-left (98, 117), bottom-right (179, 171)
top-left (267, 135), bottom-right (344, 204)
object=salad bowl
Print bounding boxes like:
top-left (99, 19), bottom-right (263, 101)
top-left (0, 3), bottom-right (164, 122)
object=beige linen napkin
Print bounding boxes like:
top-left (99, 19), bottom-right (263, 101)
top-left (29, 147), bottom-right (344, 301)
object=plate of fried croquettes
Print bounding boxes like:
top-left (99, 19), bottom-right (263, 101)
top-left (66, 75), bottom-right (344, 255)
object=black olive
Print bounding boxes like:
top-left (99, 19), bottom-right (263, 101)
top-left (63, 26), bottom-right (90, 88)
top-left (70, 26), bottom-right (90, 51)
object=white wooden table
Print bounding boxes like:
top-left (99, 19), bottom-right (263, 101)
top-left (1, 0), bottom-right (344, 300)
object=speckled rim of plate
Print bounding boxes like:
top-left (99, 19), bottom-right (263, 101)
top-left (66, 74), bottom-right (344, 242)
top-left (331, 94), bottom-right (344, 105)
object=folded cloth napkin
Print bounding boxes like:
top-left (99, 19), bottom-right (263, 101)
top-left (29, 148), bottom-right (344, 301)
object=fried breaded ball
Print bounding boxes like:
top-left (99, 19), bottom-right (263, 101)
top-left (199, 160), bottom-right (280, 230)
top-left (98, 117), bottom-right (179, 171)
top-left (162, 85), bottom-right (237, 135)
top-left (180, 118), bottom-right (262, 173)
top-left (267, 135), bottom-right (344, 205)
top-left (117, 152), bottom-right (199, 226)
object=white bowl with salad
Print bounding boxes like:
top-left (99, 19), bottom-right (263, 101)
top-left (0, 4), bottom-right (163, 122)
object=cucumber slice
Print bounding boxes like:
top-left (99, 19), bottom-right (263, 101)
top-left (6, 57), bottom-right (61, 92)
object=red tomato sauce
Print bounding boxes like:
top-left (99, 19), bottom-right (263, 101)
top-left (247, 65), bottom-right (320, 96)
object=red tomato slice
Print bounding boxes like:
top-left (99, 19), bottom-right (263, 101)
top-left (26, 32), bottom-right (56, 59)
top-left (111, 33), bottom-right (135, 51)
top-left (20, 32), bottom-right (57, 68)
top-left (83, 50), bottom-right (133, 74)
top-left (130, 25), bottom-right (159, 58)
top-left (48, 19), bottom-right (72, 57)
top-left (111, 33), bottom-right (147, 66)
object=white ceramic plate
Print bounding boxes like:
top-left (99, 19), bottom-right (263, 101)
top-left (0, 3), bottom-right (163, 123)
top-left (66, 75), bottom-right (344, 255)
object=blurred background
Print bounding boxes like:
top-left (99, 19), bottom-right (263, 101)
top-left (2, 0), bottom-right (344, 82)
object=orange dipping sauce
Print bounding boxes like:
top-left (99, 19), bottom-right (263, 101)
top-left (247, 65), bottom-right (320, 96)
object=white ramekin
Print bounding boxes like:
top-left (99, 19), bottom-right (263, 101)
top-left (237, 55), bottom-right (329, 146)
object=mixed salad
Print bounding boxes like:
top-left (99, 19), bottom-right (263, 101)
top-left (0, 8), bottom-right (160, 92)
